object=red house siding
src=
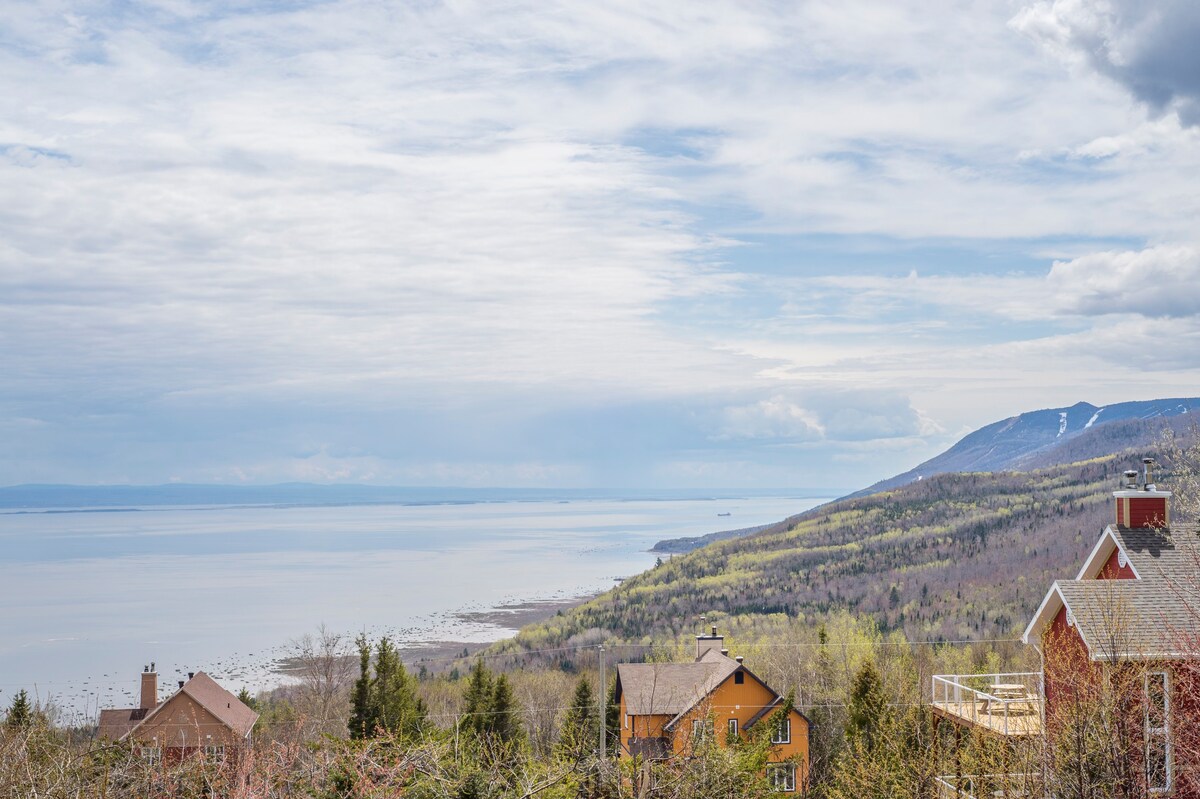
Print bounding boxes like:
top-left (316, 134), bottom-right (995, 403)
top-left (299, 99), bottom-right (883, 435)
top-left (1097, 548), bottom-right (1136, 579)
top-left (1042, 606), bottom-right (1093, 712)
top-left (1127, 497), bottom-right (1167, 529)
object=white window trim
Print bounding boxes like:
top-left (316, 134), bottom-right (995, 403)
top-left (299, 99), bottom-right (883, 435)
top-left (728, 718), bottom-right (739, 738)
top-left (771, 717), bottom-right (791, 745)
top-left (141, 746), bottom-right (162, 766)
top-left (691, 718), bottom-right (714, 741)
top-left (1145, 671), bottom-right (1172, 794)
top-left (769, 763), bottom-right (796, 792)
top-left (204, 744), bottom-right (226, 759)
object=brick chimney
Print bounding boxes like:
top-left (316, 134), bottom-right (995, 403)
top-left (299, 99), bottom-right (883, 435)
top-left (696, 625), bottom-right (725, 660)
top-left (140, 664), bottom-right (158, 710)
top-left (1113, 458), bottom-right (1171, 529)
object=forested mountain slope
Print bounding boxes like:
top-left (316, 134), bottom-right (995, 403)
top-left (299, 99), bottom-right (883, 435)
top-left (500, 442), bottom-right (1196, 665)
top-left (855, 397), bottom-right (1200, 496)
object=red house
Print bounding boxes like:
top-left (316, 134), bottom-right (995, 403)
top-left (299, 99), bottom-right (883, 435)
top-left (1021, 459), bottom-right (1200, 797)
top-left (99, 665), bottom-right (258, 764)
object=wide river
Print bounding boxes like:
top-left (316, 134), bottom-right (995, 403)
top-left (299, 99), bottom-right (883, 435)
top-left (0, 495), bottom-right (829, 722)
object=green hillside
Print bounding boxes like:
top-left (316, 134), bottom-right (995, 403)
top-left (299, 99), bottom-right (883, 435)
top-left (496, 455), bottom-right (1125, 660)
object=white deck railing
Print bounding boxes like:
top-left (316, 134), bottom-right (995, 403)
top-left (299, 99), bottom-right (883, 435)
top-left (935, 773), bottom-right (1040, 799)
top-left (931, 672), bottom-right (1043, 736)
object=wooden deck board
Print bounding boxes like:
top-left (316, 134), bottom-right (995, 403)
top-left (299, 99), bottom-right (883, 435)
top-left (931, 700), bottom-right (1043, 737)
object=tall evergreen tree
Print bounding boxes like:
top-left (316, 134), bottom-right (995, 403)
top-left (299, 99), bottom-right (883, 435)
top-left (557, 677), bottom-right (597, 758)
top-left (846, 659), bottom-right (889, 751)
top-left (461, 658), bottom-right (493, 736)
top-left (348, 634), bottom-right (372, 739)
top-left (5, 689), bottom-right (31, 728)
top-left (605, 676), bottom-right (620, 756)
top-left (487, 673), bottom-right (522, 744)
top-left (371, 637), bottom-right (426, 740)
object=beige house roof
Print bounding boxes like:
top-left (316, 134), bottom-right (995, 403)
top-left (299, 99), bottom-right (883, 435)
top-left (616, 649), bottom-right (741, 718)
top-left (125, 671), bottom-right (258, 741)
top-left (98, 707), bottom-right (147, 741)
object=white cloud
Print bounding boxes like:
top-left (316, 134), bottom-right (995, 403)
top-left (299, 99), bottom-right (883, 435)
top-left (1047, 245), bottom-right (1200, 317)
top-left (716, 396), bottom-right (825, 442)
top-left (4, 1), bottom-right (1200, 485)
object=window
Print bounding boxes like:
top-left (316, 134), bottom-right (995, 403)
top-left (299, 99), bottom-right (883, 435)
top-left (141, 746), bottom-right (162, 766)
top-left (771, 717), bottom-right (791, 745)
top-left (769, 764), bottom-right (796, 792)
top-left (1145, 671), bottom-right (1171, 793)
top-left (728, 718), bottom-right (739, 738)
top-left (204, 744), bottom-right (226, 760)
top-left (734, 671), bottom-right (745, 685)
top-left (691, 718), bottom-right (714, 744)
top-left (625, 713), bottom-right (630, 730)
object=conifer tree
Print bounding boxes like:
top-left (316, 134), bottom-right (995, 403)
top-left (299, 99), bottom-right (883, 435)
top-left (488, 673), bottom-right (522, 744)
top-left (371, 637), bottom-right (426, 740)
top-left (605, 676), bottom-right (620, 756)
top-left (348, 634), bottom-right (372, 739)
top-left (557, 677), bottom-right (597, 759)
top-left (461, 658), bottom-right (493, 736)
top-left (236, 687), bottom-right (258, 711)
top-left (846, 659), bottom-right (888, 751)
top-left (5, 690), bottom-right (31, 728)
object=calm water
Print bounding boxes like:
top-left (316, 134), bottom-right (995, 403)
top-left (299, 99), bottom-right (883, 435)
top-left (0, 496), bottom-right (827, 720)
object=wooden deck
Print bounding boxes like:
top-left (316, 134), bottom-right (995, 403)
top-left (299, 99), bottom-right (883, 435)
top-left (931, 700), bottom-right (1042, 737)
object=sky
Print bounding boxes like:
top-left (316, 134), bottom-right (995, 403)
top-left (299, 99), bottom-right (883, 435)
top-left (3, 0), bottom-right (1200, 491)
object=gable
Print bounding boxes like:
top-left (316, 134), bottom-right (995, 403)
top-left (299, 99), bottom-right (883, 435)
top-left (128, 692), bottom-right (232, 746)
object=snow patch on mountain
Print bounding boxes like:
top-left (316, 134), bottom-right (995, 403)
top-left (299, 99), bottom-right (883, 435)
top-left (1085, 408), bottom-right (1105, 429)
top-left (1058, 412), bottom-right (1068, 437)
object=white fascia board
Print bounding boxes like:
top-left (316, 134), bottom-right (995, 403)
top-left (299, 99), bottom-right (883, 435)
top-left (1022, 582), bottom-right (1066, 644)
top-left (1075, 527), bottom-right (1140, 580)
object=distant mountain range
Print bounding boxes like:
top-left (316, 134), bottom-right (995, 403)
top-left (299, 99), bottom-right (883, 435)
top-left (496, 396), bottom-right (1200, 657)
top-left (853, 397), bottom-right (1200, 497)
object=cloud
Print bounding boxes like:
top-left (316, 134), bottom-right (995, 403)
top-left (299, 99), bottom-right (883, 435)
top-left (5, 1), bottom-right (1200, 486)
top-left (714, 391), bottom-right (937, 443)
top-left (1013, 0), bottom-right (1200, 125)
top-left (1047, 245), bottom-right (1200, 317)
top-left (715, 396), bottom-right (825, 442)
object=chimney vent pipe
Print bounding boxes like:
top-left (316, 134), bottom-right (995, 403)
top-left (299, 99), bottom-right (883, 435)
top-left (178, 680), bottom-right (185, 689)
top-left (711, 625), bottom-right (717, 637)
top-left (735, 655), bottom-right (744, 664)
top-left (1143, 457), bottom-right (1156, 489)
top-left (188, 672), bottom-right (194, 680)
top-left (1123, 470), bottom-right (1139, 489)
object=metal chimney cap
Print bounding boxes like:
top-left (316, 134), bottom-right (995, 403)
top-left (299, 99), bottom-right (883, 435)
top-left (1143, 457), bottom-right (1156, 465)
top-left (735, 656), bottom-right (744, 664)
top-left (711, 625), bottom-right (718, 637)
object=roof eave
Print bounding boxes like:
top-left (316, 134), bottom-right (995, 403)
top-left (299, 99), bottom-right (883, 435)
top-left (1022, 582), bottom-right (1066, 645)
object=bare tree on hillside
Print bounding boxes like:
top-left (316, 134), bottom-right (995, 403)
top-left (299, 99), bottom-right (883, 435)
top-left (290, 625), bottom-right (355, 737)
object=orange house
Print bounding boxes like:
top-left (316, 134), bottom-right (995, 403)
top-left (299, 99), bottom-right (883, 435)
top-left (99, 666), bottom-right (258, 763)
top-left (614, 627), bottom-right (809, 792)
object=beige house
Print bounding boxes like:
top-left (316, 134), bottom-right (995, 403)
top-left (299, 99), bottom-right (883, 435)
top-left (99, 665), bottom-right (257, 761)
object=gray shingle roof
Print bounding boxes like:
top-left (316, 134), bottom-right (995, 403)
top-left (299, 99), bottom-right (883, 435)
top-left (1048, 525), bottom-right (1200, 660)
top-left (616, 649), bottom-right (740, 717)
top-left (1110, 525), bottom-right (1200, 583)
